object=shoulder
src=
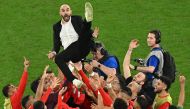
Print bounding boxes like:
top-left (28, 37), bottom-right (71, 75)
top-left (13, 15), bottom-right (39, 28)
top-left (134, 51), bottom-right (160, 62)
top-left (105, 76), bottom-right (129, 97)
top-left (106, 56), bottom-right (117, 63)
top-left (151, 49), bottom-right (162, 55)
top-left (69, 15), bottom-right (83, 23)
top-left (166, 94), bottom-right (172, 102)
top-left (71, 15), bottom-right (82, 20)
top-left (71, 15), bottom-right (83, 24)
top-left (103, 56), bottom-right (118, 68)
top-left (53, 20), bottom-right (61, 28)
top-left (150, 49), bottom-right (163, 59)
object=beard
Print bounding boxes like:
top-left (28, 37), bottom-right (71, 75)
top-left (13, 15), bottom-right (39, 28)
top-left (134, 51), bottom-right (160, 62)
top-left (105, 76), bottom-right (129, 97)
top-left (154, 89), bottom-right (162, 93)
top-left (62, 14), bottom-right (71, 22)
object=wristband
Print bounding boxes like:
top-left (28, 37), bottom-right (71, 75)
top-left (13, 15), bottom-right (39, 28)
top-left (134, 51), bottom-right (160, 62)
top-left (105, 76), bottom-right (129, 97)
top-left (98, 64), bottom-right (101, 68)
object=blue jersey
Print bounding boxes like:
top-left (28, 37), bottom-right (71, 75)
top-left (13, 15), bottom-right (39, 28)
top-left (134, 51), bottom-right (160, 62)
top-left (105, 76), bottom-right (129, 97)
top-left (146, 48), bottom-right (161, 79)
top-left (98, 56), bottom-right (118, 79)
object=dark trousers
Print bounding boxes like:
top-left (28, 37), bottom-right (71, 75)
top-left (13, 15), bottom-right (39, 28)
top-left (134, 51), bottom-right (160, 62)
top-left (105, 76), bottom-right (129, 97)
top-left (55, 21), bottom-right (93, 82)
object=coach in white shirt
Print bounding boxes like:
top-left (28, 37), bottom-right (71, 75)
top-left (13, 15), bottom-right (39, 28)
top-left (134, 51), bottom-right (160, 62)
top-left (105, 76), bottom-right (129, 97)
top-left (47, 3), bottom-right (97, 85)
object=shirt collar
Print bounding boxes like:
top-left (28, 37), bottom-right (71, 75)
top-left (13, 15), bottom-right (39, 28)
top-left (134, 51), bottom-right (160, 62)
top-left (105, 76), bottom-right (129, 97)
top-left (61, 17), bottom-right (71, 25)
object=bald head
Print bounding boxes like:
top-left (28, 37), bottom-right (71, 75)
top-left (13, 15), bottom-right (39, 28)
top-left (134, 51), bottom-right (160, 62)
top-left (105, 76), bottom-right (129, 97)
top-left (59, 4), bottom-right (72, 22)
top-left (60, 4), bottom-right (71, 10)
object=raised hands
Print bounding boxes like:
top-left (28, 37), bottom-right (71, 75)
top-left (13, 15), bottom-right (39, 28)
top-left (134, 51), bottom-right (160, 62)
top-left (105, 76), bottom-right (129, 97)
top-left (47, 51), bottom-right (56, 60)
top-left (106, 73), bottom-right (116, 84)
top-left (23, 56), bottom-right (30, 71)
top-left (178, 75), bottom-right (186, 107)
top-left (129, 39), bottom-right (139, 50)
top-left (59, 86), bottom-right (68, 95)
top-left (91, 60), bottom-right (100, 68)
top-left (92, 27), bottom-right (99, 38)
top-left (50, 77), bottom-right (61, 90)
top-left (89, 73), bottom-right (101, 91)
top-left (41, 65), bottom-right (49, 80)
top-left (84, 63), bottom-right (93, 73)
top-left (72, 61), bottom-right (83, 71)
top-left (179, 75), bottom-right (186, 85)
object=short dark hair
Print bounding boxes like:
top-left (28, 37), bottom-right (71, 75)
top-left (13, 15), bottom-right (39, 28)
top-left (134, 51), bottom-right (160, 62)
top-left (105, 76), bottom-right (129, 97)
top-left (159, 76), bottom-right (171, 91)
top-left (2, 84), bottom-right (10, 97)
top-left (113, 98), bottom-right (128, 109)
top-left (143, 72), bottom-right (148, 82)
top-left (91, 42), bottom-right (108, 55)
top-left (31, 77), bottom-right (40, 93)
top-left (136, 96), bottom-right (148, 109)
top-left (121, 86), bottom-right (132, 97)
top-left (116, 74), bottom-right (126, 90)
top-left (149, 29), bottom-right (161, 44)
top-left (22, 95), bottom-right (30, 109)
top-left (33, 100), bottom-right (45, 109)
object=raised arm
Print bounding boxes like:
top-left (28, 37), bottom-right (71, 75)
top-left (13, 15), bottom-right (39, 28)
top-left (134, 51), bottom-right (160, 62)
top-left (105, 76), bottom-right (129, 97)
top-left (178, 75), bottom-right (186, 107)
top-left (123, 39), bottom-right (139, 79)
top-left (92, 27), bottom-right (99, 38)
top-left (73, 62), bottom-right (94, 91)
top-left (106, 74), bottom-right (117, 100)
top-left (35, 65), bottom-right (49, 100)
top-left (58, 87), bottom-right (79, 109)
top-left (14, 57), bottom-right (29, 101)
top-left (89, 74), bottom-right (113, 107)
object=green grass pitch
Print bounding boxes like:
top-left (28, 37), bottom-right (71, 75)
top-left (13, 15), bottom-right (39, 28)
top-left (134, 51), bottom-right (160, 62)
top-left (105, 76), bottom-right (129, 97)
top-left (0, 0), bottom-right (189, 108)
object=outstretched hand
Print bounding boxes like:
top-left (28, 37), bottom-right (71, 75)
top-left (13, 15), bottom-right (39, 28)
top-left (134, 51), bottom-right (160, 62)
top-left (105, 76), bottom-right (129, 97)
top-left (129, 39), bottom-right (139, 50)
top-left (179, 75), bottom-right (186, 85)
top-left (47, 51), bottom-right (56, 60)
top-left (73, 61), bottom-right (83, 71)
top-left (41, 65), bottom-right (49, 79)
top-left (84, 63), bottom-right (93, 73)
top-left (59, 86), bottom-right (68, 95)
top-left (50, 77), bottom-right (61, 90)
top-left (106, 73), bottom-right (116, 84)
top-left (92, 27), bottom-right (99, 38)
top-left (91, 60), bottom-right (100, 68)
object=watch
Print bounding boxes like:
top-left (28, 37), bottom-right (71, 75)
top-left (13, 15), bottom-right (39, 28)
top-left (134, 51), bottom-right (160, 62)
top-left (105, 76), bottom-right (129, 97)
top-left (98, 64), bottom-right (101, 68)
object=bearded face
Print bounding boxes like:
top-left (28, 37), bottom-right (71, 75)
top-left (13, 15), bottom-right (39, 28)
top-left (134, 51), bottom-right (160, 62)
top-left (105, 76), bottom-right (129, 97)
top-left (59, 4), bottom-right (72, 22)
top-left (154, 79), bottom-right (166, 93)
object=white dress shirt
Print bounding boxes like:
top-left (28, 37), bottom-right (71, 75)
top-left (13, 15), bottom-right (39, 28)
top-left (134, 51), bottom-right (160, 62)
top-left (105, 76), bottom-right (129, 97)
top-left (59, 17), bottom-right (79, 50)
